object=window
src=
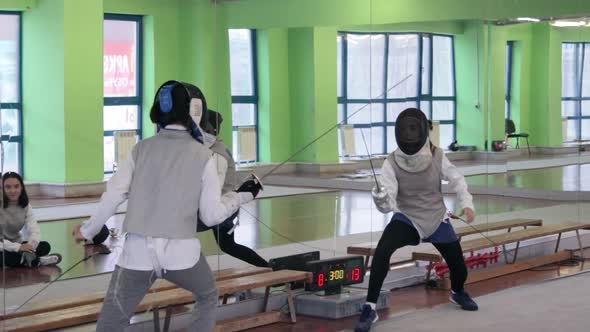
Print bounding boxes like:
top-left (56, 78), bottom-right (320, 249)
top-left (103, 15), bottom-right (142, 173)
top-left (337, 32), bottom-right (456, 157)
top-left (562, 43), bottom-right (590, 141)
top-left (505, 41), bottom-right (514, 120)
top-left (0, 13), bottom-right (21, 174)
top-left (228, 29), bottom-right (258, 163)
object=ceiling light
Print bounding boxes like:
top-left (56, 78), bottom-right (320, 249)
top-left (551, 20), bottom-right (587, 27)
top-left (517, 17), bottom-right (540, 22)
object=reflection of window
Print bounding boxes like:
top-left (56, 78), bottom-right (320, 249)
top-left (562, 43), bottom-right (590, 142)
top-left (0, 13), bottom-right (21, 174)
top-left (505, 41), bottom-right (514, 120)
top-left (337, 32), bottom-right (456, 157)
top-left (228, 29), bottom-right (258, 163)
top-left (103, 15), bottom-right (142, 173)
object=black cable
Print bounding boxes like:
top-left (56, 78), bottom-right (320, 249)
top-left (13, 247), bottom-right (111, 313)
top-left (258, 74), bottom-right (413, 182)
top-left (239, 207), bottom-right (350, 256)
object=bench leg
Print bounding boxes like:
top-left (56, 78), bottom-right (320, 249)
top-left (576, 230), bottom-right (585, 261)
top-left (262, 286), bottom-right (271, 312)
top-left (502, 228), bottom-right (512, 263)
top-left (424, 262), bottom-right (434, 286)
top-left (511, 241), bottom-right (521, 264)
top-left (153, 307), bottom-right (161, 332)
top-left (286, 283), bottom-right (297, 323)
top-left (163, 307), bottom-right (173, 332)
top-left (555, 233), bottom-right (562, 253)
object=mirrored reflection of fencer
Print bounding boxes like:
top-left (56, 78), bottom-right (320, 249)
top-left (1, 172), bottom-right (62, 268)
top-left (355, 108), bottom-right (478, 332)
top-left (197, 110), bottom-right (270, 268)
top-left (72, 81), bottom-right (262, 332)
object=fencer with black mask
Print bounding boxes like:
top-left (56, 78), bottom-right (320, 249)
top-left (196, 110), bottom-right (269, 267)
top-left (72, 80), bottom-right (262, 332)
top-left (355, 108), bottom-right (478, 332)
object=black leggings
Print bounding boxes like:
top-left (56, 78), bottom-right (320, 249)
top-left (366, 219), bottom-right (467, 303)
top-left (0, 241), bottom-right (51, 267)
top-left (198, 217), bottom-right (269, 268)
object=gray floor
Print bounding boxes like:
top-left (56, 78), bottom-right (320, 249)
top-left (373, 270), bottom-right (590, 332)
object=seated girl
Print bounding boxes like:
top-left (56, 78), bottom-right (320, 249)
top-left (1, 172), bottom-right (61, 267)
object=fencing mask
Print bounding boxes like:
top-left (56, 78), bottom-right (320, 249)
top-left (394, 108), bottom-right (432, 173)
top-left (200, 109), bottom-right (223, 147)
top-left (395, 108), bottom-right (429, 155)
top-left (153, 80), bottom-right (208, 143)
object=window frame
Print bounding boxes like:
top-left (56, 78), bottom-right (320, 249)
top-left (103, 14), bottom-right (143, 174)
top-left (0, 11), bottom-right (23, 174)
top-left (505, 41), bottom-right (514, 120)
top-left (562, 42), bottom-right (590, 141)
top-left (229, 29), bottom-right (259, 164)
top-left (338, 31), bottom-right (457, 157)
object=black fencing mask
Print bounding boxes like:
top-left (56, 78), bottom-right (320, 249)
top-left (395, 108), bottom-right (429, 155)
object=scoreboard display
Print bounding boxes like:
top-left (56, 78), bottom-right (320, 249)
top-left (305, 256), bottom-right (365, 293)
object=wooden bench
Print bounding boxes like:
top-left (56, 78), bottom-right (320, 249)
top-left (412, 222), bottom-right (590, 288)
top-left (1, 266), bottom-right (271, 321)
top-left (2, 269), bottom-right (312, 332)
top-left (347, 218), bottom-right (543, 270)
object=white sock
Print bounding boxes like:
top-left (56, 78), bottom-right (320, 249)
top-left (366, 302), bottom-right (377, 310)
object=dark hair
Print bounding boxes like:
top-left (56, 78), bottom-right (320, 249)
top-left (2, 172), bottom-right (29, 208)
top-left (150, 83), bottom-right (193, 129)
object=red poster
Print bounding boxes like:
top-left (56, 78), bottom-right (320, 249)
top-left (103, 42), bottom-right (136, 96)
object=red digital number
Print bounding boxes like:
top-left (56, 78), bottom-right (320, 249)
top-left (318, 273), bottom-right (325, 287)
top-left (352, 268), bottom-right (361, 281)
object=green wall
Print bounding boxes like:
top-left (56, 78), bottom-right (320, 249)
top-left (6, 0), bottom-right (590, 184)
top-left (22, 0), bottom-right (66, 182)
top-left (257, 28), bottom-right (292, 162)
top-left (22, 0), bottom-right (103, 183)
top-left (221, 0), bottom-right (590, 29)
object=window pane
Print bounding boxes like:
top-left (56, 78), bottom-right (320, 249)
top-left (432, 36), bottom-right (453, 96)
top-left (583, 119), bottom-right (590, 140)
top-left (104, 19), bottom-right (138, 97)
top-left (231, 103), bottom-right (256, 126)
top-left (386, 126), bottom-right (398, 152)
top-left (387, 101), bottom-right (417, 122)
top-left (104, 136), bottom-right (115, 172)
top-left (369, 127), bottom-right (384, 155)
top-left (338, 104), bottom-right (344, 123)
top-left (103, 105), bottom-right (139, 131)
top-left (421, 36), bottom-right (431, 95)
top-left (505, 42), bottom-right (513, 119)
top-left (337, 127), bottom-right (343, 157)
top-left (420, 100), bottom-right (431, 117)
top-left (1, 142), bottom-right (19, 172)
top-left (583, 44), bottom-right (590, 97)
top-left (352, 128), bottom-right (372, 156)
top-left (232, 130), bottom-right (238, 161)
top-left (583, 100), bottom-right (590, 117)
top-left (337, 35), bottom-right (343, 98)
top-left (562, 43), bottom-right (580, 98)
top-left (229, 29), bottom-right (254, 96)
top-left (439, 124), bottom-right (454, 149)
top-left (432, 101), bottom-right (454, 121)
top-left (347, 34), bottom-right (386, 99)
top-left (1, 108), bottom-right (19, 136)
top-left (387, 34), bottom-right (419, 98)
top-left (348, 103), bottom-right (383, 124)
top-left (0, 14), bottom-right (19, 103)
top-left (567, 119), bottom-right (579, 141)
top-left (562, 100), bottom-right (578, 117)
